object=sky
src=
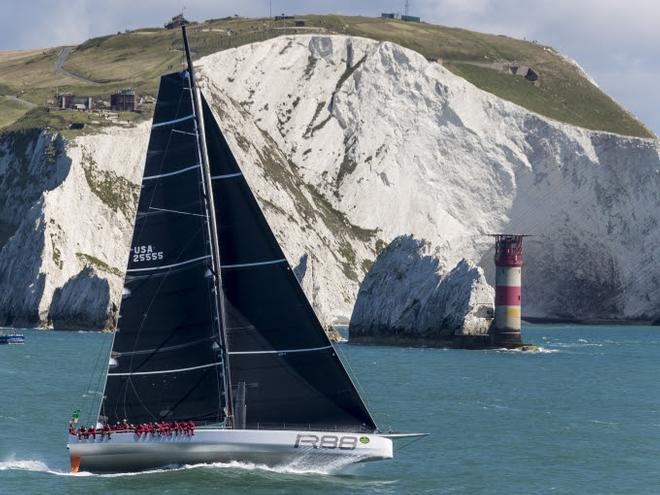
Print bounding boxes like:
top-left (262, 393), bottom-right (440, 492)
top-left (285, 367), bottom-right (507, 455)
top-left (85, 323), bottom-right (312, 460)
top-left (1, 0), bottom-right (658, 136)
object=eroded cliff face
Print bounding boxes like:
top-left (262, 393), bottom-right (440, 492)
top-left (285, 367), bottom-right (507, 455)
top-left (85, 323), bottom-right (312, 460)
top-left (0, 126), bottom-right (148, 328)
top-left (0, 34), bottom-right (658, 331)
top-left (349, 235), bottom-right (493, 344)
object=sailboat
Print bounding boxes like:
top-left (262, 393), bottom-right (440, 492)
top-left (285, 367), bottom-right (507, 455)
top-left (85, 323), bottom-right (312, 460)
top-left (67, 26), bottom-right (424, 473)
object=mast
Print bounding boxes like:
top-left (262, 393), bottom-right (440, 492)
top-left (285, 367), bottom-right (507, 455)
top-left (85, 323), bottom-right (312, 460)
top-left (182, 25), bottom-right (234, 425)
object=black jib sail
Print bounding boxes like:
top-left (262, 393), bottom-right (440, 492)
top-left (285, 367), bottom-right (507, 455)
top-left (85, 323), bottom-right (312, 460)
top-left (202, 97), bottom-right (378, 432)
top-left (99, 72), bottom-right (227, 425)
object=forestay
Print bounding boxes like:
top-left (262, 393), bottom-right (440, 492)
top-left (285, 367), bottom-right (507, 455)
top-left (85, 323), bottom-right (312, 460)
top-left (202, 97), bottom-right (377, 432)
top-left (99, 72), bottom-right (227, 425)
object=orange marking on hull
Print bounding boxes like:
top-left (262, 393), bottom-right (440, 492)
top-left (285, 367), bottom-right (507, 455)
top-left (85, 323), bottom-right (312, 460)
top-left (70, 456), bottom-right (80, 473)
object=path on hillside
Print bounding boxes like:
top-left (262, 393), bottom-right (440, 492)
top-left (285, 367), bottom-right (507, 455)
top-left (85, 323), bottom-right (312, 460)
top-left (440, 59), bottom-right (509, 70)
top-left (54, 47), bottom-right (100, 85)
top-left (2, 95), bottom-right (36, 108)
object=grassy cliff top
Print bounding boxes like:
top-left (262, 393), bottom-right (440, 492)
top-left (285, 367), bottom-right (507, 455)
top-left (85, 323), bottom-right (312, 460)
top-left (0, 14), bottom-right (654, 138)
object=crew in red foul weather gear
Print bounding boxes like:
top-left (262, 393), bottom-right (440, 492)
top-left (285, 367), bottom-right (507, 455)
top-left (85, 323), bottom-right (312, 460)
top-left (102, 422), bottom-right (111, 439)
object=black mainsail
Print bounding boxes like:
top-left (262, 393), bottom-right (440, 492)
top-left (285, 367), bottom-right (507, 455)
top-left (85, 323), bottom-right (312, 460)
top-left (99, 27), bottom-right (376, 433)
top-left (99, 71), bottom-right (227, 425)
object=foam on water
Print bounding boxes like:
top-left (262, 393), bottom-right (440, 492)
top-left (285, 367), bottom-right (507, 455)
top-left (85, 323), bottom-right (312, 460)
top-left (0, 453), bottom-right (366, 479)
top-left (0, 459), bottom-right (53, 473)
top-left (491, 347), bottom-right (558, 354)
top-left (0, 458), bottom-right (101, 477)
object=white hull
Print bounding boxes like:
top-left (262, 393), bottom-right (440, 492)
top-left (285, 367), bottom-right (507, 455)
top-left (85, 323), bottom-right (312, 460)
top-left (68, 428), bottom-right (393, 473)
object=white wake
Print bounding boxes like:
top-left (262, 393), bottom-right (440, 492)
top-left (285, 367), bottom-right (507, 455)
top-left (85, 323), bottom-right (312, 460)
top-left (0, 454), bottom-right (365, 478)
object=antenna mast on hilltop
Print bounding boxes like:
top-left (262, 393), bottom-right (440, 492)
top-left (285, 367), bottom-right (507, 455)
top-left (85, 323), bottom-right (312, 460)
top-left (404, 0), bottom-right (410, 16)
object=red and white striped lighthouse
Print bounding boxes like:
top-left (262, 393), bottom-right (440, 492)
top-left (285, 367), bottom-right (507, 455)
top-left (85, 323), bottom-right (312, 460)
top-left (492, 234), bottom-right (525, 347)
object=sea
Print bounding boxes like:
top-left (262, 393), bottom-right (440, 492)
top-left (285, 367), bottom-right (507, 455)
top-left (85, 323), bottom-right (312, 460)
top-left (1, 325), bottom-right (659, 494)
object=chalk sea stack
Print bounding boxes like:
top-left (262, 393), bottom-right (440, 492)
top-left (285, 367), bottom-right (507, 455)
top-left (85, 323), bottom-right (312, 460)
top-left (349, 235), bottom-right (497, 348)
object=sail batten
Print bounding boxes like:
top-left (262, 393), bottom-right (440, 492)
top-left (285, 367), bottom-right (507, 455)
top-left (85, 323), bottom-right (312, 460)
top-left (227, 345), bottom-right (333, 355)
top-left (113, 337), bottom-right (215, 357)
top-left (108, 361), bottom-right (223, 377)
top-left (152, 114), bottom-right (195, 128)
top-left (125, 255), bottom-right (211, 273)
top-left (221, 258), bottom-right (287, 270)
top-left (211, 172), bottom-right (243, 180)
top-left (143, 163), bottom-right (201, 180)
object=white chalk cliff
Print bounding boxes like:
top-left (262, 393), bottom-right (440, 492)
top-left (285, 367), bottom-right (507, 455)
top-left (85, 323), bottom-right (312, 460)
top-left (0, 35), bottom-right (658, 331)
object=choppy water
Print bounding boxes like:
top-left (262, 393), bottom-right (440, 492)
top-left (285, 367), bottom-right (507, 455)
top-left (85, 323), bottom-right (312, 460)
top-left (1, 325), bottom-right (660, 494)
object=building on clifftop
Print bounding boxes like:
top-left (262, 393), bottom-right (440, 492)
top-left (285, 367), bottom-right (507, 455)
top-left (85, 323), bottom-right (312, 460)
top-left (110, 89), bottom-right (136, 112)
top-left (165, 14), bottom-right (189, 29)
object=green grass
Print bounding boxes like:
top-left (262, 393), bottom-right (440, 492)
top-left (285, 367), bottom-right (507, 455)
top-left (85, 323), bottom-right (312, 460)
top-left (0, 97), bottom-right (32, 128)
top-left (0, 15), bottom-right (653, 138)
top-left (4, 107), bottom-right (95, 135)
top-left (446, 62), bottom-right (648, 136)
top-left (3, 106), bottom-right (149, 137)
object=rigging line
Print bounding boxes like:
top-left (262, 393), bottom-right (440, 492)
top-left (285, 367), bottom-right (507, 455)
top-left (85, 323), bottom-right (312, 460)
top-left (82, 333), bottom-right (111, 425)
top-left (128, 315), bottom-right (203, 372)
top-left (395, 434), bottom-right (427, 452)
top-left (108, 361), bottom-right (223, 376)
top-left (333, 338), bottom-right (375, 422)
top-left (86, 331), bottom-right (117, 425)
top-left (162, 369), bottom-right (215, 421)
top-left (148, 206), bottom-right (208, 218)
top-left (128, 376), bottom-right (159, 422)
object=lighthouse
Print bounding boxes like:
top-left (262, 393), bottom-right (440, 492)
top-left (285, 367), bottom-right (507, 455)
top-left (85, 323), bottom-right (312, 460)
top-left (492, 234), bottom-right (525, 348)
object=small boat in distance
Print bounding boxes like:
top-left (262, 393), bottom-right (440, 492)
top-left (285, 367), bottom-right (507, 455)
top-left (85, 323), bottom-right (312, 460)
top-left (67, 26), bottom-right (425, 473)
top-left (0, 329), bottom-right (24, 345)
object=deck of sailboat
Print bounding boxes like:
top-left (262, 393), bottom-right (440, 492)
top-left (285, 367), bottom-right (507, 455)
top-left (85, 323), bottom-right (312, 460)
top-left (68, 428), bottom-right (393, 473)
